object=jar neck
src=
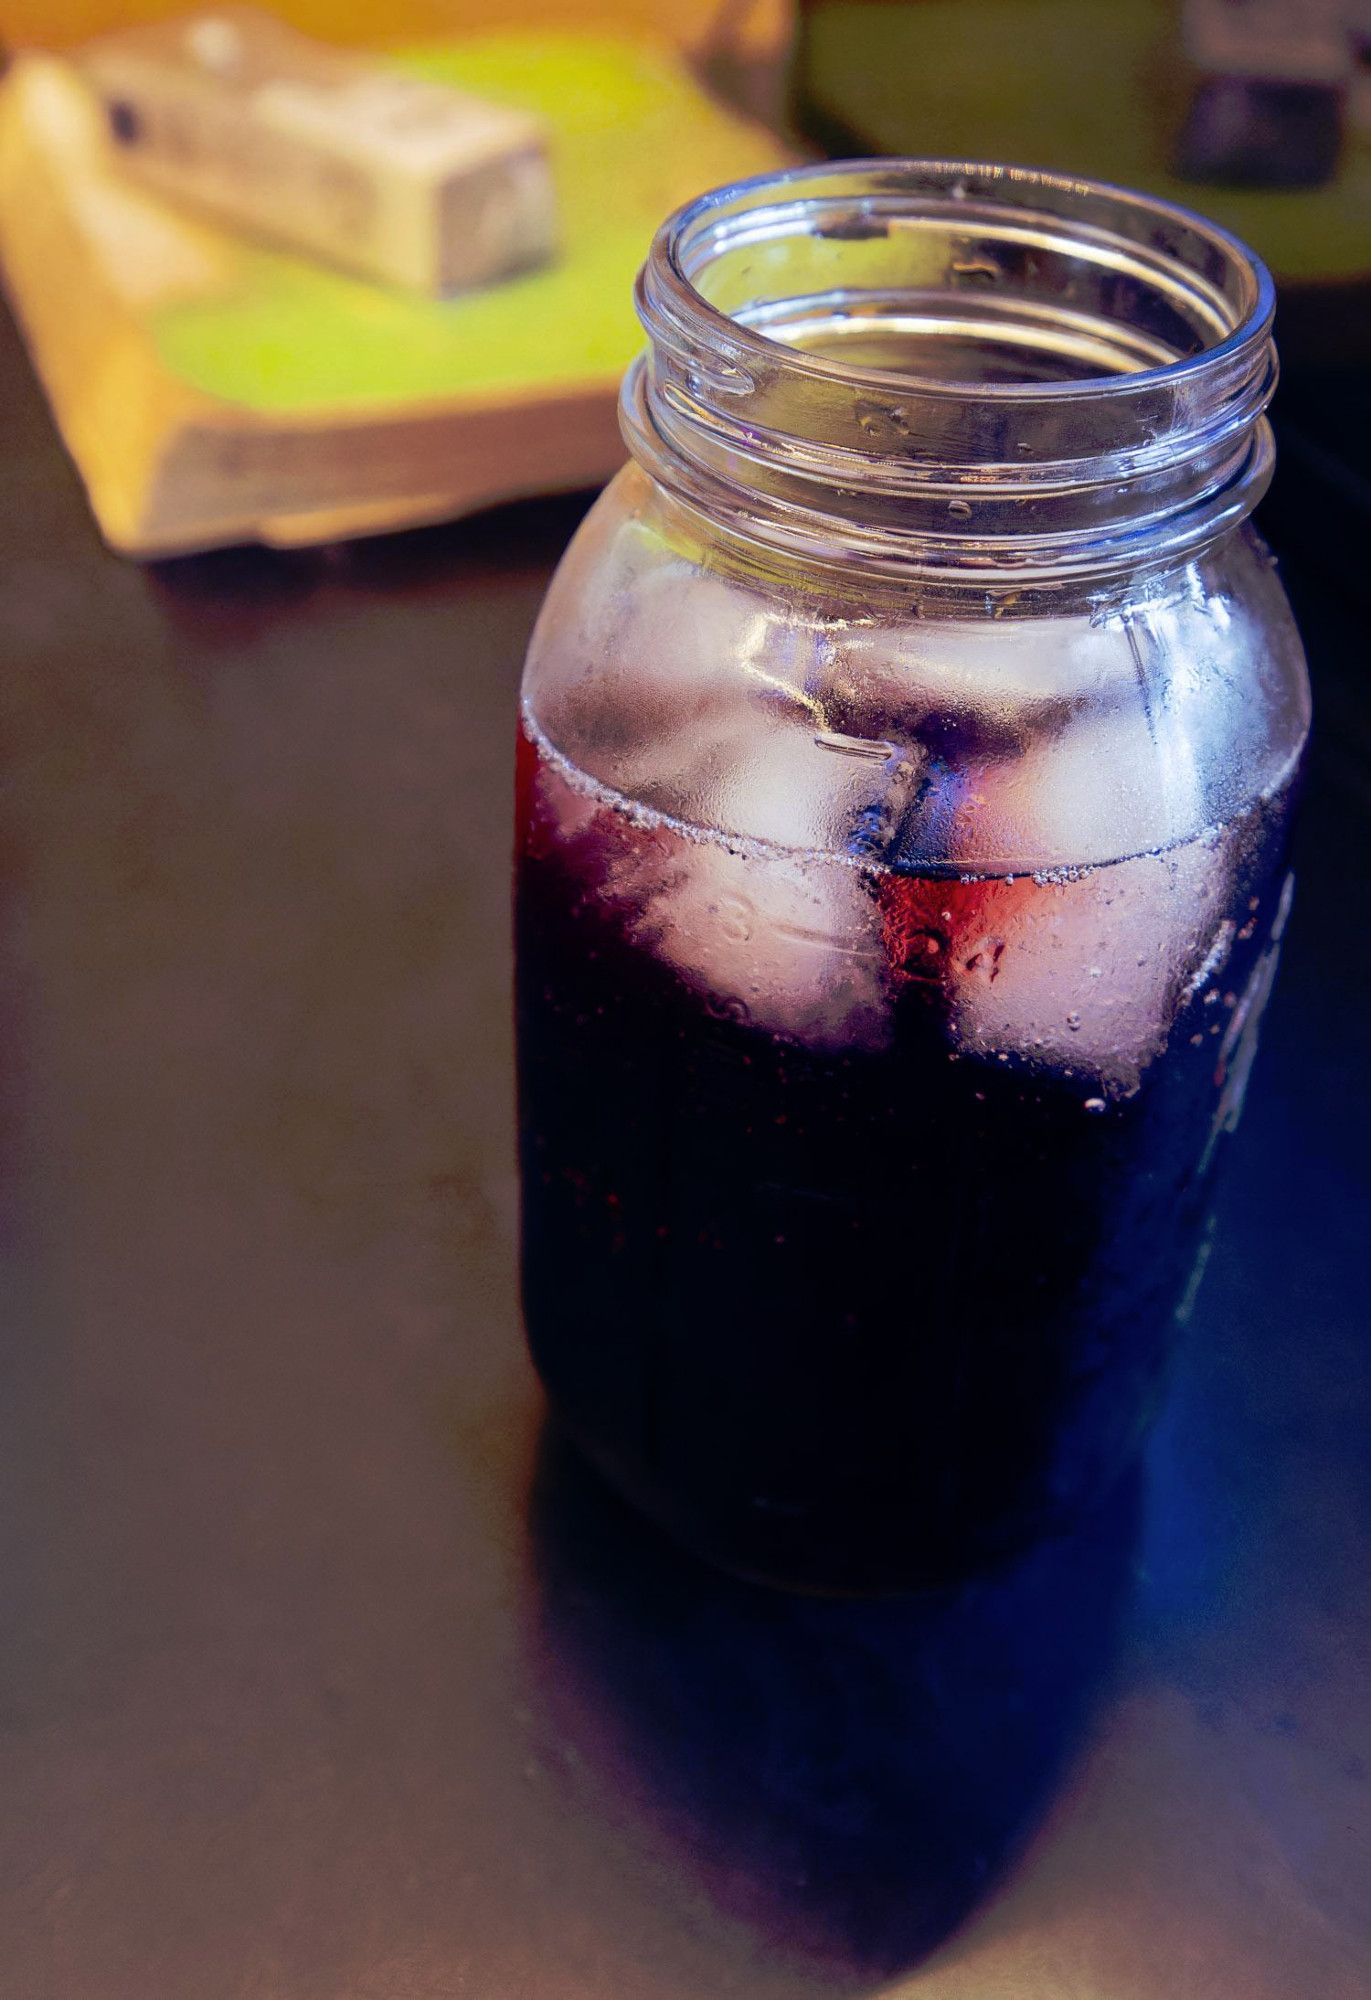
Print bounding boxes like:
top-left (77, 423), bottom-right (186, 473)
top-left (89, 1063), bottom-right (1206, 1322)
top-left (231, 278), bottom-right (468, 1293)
top-left (623, 161), bottom-right (1278, 587)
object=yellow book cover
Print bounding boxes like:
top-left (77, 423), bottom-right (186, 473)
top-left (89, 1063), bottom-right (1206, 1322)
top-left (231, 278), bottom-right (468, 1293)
top-left (0, 32), bottom-right (790, 553)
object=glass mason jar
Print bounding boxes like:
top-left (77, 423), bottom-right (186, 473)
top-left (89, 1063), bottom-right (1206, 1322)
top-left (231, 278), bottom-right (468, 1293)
top-left (515, 161), bottom-right (1309, 1593)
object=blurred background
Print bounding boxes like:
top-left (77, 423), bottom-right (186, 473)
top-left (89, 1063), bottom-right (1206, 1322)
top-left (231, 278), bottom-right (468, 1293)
top-left (0, 0), bottom-right (1365, 576)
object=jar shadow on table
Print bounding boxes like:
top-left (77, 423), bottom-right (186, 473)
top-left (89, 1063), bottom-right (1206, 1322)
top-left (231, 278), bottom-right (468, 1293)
top-left (522, 1426), bottom-right (1142, 1985)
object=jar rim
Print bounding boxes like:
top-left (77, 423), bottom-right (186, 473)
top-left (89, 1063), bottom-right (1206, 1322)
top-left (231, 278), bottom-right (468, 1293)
top-left (626, 159), bottom-right (1279, 583)
top-left (645, 156), bottom-right (1275, 406)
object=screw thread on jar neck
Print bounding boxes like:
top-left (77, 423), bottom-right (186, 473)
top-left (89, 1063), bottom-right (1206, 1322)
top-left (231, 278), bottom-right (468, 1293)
top-left (623, 160), bottom-right (1278, 586)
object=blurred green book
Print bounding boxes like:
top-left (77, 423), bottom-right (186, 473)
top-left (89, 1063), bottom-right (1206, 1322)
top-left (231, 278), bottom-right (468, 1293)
top-left (0, 32), bottom-right (789, 554)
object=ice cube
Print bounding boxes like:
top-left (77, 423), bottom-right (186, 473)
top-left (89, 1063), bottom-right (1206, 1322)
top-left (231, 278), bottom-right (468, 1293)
top-left (529, 711), bottom-right (894, 1051)
top-left (945, 825), bottom-right (1236, 1091)
top-left (617, 835), bottom-right (891, 1051)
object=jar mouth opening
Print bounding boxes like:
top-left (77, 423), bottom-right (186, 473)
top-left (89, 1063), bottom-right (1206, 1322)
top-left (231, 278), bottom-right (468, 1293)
top-left (649, 158), bottom-right (1275, 404)
top-left (629, 159), bottom-right (1278, 581)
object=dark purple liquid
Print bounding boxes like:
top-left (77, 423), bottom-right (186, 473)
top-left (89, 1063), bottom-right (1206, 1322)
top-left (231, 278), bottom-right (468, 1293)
top-left (516, 719), bottom-right (1293, 1591)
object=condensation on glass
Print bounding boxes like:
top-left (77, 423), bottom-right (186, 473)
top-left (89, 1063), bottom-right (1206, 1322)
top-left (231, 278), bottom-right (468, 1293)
top-left (515, 162), bottom-right (1310, 1593)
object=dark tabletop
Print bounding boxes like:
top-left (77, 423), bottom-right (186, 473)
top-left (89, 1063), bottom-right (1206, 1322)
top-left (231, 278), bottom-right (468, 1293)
top-left (1, 301), bottom-right (1368, 2000)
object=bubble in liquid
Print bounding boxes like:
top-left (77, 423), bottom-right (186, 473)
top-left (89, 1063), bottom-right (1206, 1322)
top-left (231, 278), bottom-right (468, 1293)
top-left (712, 890), bottom-right (754, 943)
top-left (704, 992), bottom-right (752, 1025)
top-left (1083, 1097), bottom-right (1107, 1115)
